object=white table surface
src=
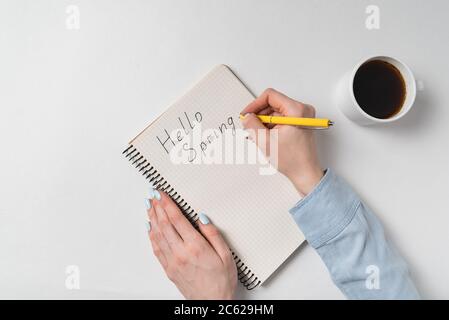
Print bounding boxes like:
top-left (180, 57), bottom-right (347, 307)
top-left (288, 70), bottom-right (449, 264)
top-left (1, 0), bottom-right (448, 299)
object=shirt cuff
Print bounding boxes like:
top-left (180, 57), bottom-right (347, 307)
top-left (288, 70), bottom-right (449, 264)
top-left (289, 169), bottom-right (360, 249)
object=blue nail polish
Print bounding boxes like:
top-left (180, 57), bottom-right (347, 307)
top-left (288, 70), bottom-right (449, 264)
top-left (199, 212), bottom-right (210, 225)
top-left (153, 189), bottom-right (161, 201)
top-left (145, 198), bottom-right (151, 210)
top-left (145, 220), bottom-right (151, 232)
top-left (148, 187), bottom-right (155, 200)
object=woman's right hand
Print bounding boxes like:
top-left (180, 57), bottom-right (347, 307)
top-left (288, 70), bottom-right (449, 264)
top-left (241, 88), bottom-right (323, 196)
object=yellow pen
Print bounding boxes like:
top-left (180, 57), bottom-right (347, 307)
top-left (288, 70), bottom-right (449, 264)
top-left (239, 114), bottom-right (334, 129)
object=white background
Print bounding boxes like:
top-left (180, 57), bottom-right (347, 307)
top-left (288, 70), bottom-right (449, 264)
top-left (1, 0), bottom-right (448, 299)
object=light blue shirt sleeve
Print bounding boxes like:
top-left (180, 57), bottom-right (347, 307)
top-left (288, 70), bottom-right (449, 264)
top-left (289, 169), bottom-right (420, 299)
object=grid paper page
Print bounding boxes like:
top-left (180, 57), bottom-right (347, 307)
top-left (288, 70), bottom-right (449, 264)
top-left (131, 65), bottom-right (305, 284)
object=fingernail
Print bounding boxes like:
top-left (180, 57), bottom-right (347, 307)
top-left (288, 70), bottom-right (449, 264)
top-left (145, 198), bottom-right (151, 210)
top-left (198, 212), bottom-right (210, 225)
top-left (153, 189), bottom-right (161, 201)
top-left (149, 187), bottom-right (161, 201)
top-left (145, 220), bottom-right (151, 232)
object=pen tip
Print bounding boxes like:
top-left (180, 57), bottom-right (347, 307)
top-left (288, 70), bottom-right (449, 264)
top-left (328, 120), bottom-right (334, 126)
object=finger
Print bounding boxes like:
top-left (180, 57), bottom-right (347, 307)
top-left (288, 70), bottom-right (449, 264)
top-left (240, 113), bottom-right (266, 131)
top-left (267, 111), bottom-right (283, 129)
top-left (158, 191), bottom-right (200, 241)
top-left (149, 204), bottom-right (172, 259)
top-left (256, 107), bottom-right (278, 128)
top-left (257, 106), bottom-right (274, 116)
top-left (241, 88), bottom-right (295, 115)
top-left (304, 104), bottom-right (316, 117)
top-left (240, 113), bottom-right (270, 153)
top-left (149, 220), bottom-right (172, 267)
top-left (148, 229), bottom-right (168, 269)
top-left (146, 198), bottom-right (156, 222)
top-left (154, 201), bottom-right (183, 248)
top-left (146, 192), bottom-right (172, 266)
top-left (145, 199), bottom-right (154, 221)
top-left (197, 212), bottom-right (232, 264)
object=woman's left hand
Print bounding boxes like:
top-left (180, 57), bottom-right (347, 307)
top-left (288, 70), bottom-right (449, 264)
top-left (146, 190), bottom-right (237, 299)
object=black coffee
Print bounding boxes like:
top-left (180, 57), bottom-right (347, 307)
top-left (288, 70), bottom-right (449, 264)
top-left (353, 60), bottom-right (406, 119)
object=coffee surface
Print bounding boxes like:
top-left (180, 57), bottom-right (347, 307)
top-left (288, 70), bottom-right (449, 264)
top-left (353, 60), bottom-right (406, 119)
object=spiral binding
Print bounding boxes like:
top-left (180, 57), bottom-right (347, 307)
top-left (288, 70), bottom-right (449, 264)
top-left (123, 144), bottom-right (261, 290)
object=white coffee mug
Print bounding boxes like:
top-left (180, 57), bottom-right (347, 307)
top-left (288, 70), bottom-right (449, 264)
top-left (335, 55), bottom-right (416, 125)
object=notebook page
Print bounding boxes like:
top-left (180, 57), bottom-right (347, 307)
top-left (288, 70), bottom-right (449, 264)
top-left (131, 65), bottom-right (304, 284)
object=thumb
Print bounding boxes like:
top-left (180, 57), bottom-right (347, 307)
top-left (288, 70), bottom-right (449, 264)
top-left (197, 212), bottom-right (232, 263)
top-left (240, 113), bottom-right (270, 153)
top-left (240, 112), bottom-right (266, 131)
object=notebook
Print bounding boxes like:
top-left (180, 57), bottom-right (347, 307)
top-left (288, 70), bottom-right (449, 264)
top-left (123, 65), bottom-right (305, 289)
